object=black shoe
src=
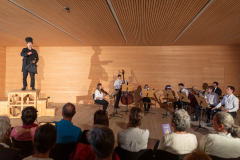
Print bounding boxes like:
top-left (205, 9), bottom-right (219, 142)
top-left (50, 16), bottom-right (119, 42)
top-left (32, 87), bottom-right (36, 90)
top-left (117, 106), bottom-right (120, 108)
top-left (192, 117), bottom-right (198, 121)
top-left (21, 87), bottom-right (26, 90)
top-left (205, 119), bottom-right (210, 123)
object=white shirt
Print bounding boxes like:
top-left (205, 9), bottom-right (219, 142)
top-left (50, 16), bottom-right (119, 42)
top-left (114, 79), bottom-right (123, 89)
top-left (198, 132), bottom-right (240, 158)
top-left (23, 156), bottom-right (53, 160)
top-left (215, 94), bottom-right (239, 112)
top-left (117, 127), bottom-right (149, 152)
top-left (207, 92), bottom-right (219, 106)
top-left (94, 89), bottom-right (103, 100)
top-left (177, 88), bottom-right (189, 99)
top-left (158, 132), bottom-right (198, 154)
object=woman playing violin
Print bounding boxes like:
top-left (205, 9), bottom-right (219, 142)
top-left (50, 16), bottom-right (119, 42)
top-left (94, 83), bottom-right (109, 111)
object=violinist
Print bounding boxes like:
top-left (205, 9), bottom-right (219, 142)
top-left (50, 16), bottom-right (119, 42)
top-left (140, 84), bottom-right (151, 111)
top-left (94, 83), bottom-right (109, 111)
top-left (114, 75), bottom-right (123, 108)
top-left (173, 83), bottom-right (189, 110)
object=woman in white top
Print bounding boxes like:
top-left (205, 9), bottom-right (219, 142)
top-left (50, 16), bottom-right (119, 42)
top-left (95, 83), bottom-right (109, 111)
top-left (198, 111), bottom-right (240, 158)
top-left (117, 107), bottom-right (149, 152)
top-left (158, 109), bottom-right (197, 155)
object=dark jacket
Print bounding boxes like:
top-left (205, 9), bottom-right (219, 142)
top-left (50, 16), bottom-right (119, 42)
top-left (20, 47), bottom-right (39, 72)
top-left (214, 87), bottom-right (222, 96)
top-left (0, 144), bottom-right (23, 160)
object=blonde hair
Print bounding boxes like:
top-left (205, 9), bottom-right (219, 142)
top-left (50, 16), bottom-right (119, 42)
top-left (129, 107), bottom-right (144, 127)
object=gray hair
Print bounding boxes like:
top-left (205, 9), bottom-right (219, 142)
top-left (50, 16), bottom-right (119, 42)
top-left (0, 116), bottom-right (11, 142)
top-left (88, 125), bottom-right (115, 159)
top-left (215, 112), bottom-right (240, 138)
top-left (172, 109), bottom-right (190, 132)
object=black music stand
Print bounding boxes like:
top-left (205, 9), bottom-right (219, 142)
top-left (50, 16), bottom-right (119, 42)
top-left (194, 95), bottom-right (209, 132)
top-left (162, 89), bottom-right (174, 118)
top-left (120, 84), bottom-right (133, 115)
top-left (109, 90), bottom-right (124, 119)
top-left (141, 89), bottom-right (155, 114)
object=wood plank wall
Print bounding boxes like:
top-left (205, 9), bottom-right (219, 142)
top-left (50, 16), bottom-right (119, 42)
top-left (0, 46), bottom-right (6, 99)
top-left (4, 46), bottom-right (240, 106)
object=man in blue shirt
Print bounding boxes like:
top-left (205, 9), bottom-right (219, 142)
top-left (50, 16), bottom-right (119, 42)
top-left (55, 103), bottom-right (82, 144)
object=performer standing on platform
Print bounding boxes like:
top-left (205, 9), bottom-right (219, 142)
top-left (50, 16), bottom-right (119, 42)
top-left (21, 37), bottom-right (39, 90)
top-left (94, 83), bottom-right (109, 111)
top-left (114, 75), bottom-right (124, 108)
top-left (212, 81), bottom-right (222, 96)
top-left (173, 83), bottom-right (189, 110)
top-left (140, 84), bottom-right (151, 111)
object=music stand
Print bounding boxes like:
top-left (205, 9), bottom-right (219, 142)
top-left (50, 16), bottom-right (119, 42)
top-left (120, 84), bottom-right (133, 114)
top-left (194, 95), bottom-right (210, 132)
top-left (141, 89), bottom-right (155, 114)
top-left (162, 90), bottom-right (174, 118)
top-left (109, 90), bottom-right (124, 119)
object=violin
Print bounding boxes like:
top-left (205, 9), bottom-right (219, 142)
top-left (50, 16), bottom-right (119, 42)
top-left (101, 89), bottom-right (108, 95)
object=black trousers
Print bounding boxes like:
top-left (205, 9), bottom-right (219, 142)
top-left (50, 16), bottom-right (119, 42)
top-left (95, 100), bottom-right (108, 111)
top-left (194, 105), bottom-right (215, 119)
top-left (173, 101), bottom-right (188, 110)
top-left (142, 97), bottom-right (151, 110)
top-left (23, 70), bottom-right (35, 88)
top-left (114, 89), bottom-right (122, 108)
top-left (211, 109), bottom-right (237, 118)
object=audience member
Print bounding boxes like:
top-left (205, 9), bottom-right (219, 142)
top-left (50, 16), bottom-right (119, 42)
top-left (80, 110), bottom-right (109, 145)
top-left (0, 116), bottom-right (23, 160)
top-left (88, 125), bottom-right (119, 160)
top-left (55, 102), bottom-right (82, 144)
top-left (184, 149), bottom-right (212, 160)
top-left (198, 111), bottom-right (240, 158)
top-left (117, 107), bottom-right (149, 152)
top-left (24, 123), bottom-right (57, 160)
top-left (158, 109), bottom-right (197, 154)
top-left (11, 106), bottom-right (38, 141)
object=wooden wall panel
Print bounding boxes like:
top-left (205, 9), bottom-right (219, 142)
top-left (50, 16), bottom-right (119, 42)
top-left (4, 46), bottom-right (240, 105)
top-left (0, 46), bottom-right (6, 99)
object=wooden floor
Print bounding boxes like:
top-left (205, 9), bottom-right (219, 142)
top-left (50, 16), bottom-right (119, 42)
top-left (10, 103), bottom-right (219, 148)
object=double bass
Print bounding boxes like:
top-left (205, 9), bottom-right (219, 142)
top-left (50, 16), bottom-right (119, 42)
top-left (120, 70), bottom-right (134, 105)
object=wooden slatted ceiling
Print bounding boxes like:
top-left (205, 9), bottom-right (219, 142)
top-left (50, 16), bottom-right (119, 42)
top-left (0, 0), bottom-right (240, 46)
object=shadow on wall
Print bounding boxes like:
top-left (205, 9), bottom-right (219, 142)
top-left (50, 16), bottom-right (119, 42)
top-left (76, 46), bottom-right (112, 104)
top-left (36, 54), bottom-right (44, 97)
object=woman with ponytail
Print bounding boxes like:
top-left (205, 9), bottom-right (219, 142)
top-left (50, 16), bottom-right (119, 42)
top-left (199, 111), bottom-right (240, 158)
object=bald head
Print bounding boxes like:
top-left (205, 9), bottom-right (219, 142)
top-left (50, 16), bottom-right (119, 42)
top-left (62, 103), bottom-right (76, 118)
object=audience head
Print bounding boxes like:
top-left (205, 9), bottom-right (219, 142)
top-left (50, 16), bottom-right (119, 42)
top-left (184, 149), bottom-right (212, 160)
top-left (0, 116), bottom-right (11, 143)
top-left (213, 112), bottom-right (240, 138)
top-left (226, 86), bottom-right (235, 94)
top-left (178, 83), bottom-right (184, 89)
top-left (33, 123), bottom-right (57, 154)
top-left (118, 75), bottom-right (121, 80)
top-left (207, 86), bottom-right (214, 93)
top-left (171, 109), bottom-right (190, 132)
top-left (144, 84), bottom-right (149, 89)
top-left (129, 107), bottom-right (144, 127)
top-left (62, 102), bottom-right (76, 119)
top-left (212, 81), bottom-right (218, 88)
top-left (88, 125), bottom-right (115, 160)
top-left (165, 85), bottom-right (172, 90)
top-left (94, 110), bottom-right (109, 127)
top-left (21, 106), bottom-right (38, 125)
top-left (97, 83), bottom-right (102, 91)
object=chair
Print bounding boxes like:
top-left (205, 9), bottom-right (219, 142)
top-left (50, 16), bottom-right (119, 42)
top-left (155, 149), bottom-right (187, 160)
top-left (210, 155), bottom-right (240, 160)
top-left (91, 94), bottom-right (101, 114)
top-left (115, 146), bottom-right (153, 160)
top-left (49, 143), bottom-right (77, 160)
top-left (11, 137), bottom-right (34, 158)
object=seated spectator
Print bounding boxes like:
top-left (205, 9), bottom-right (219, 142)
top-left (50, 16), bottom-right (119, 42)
top-left (0, 116), bottom-right (23, 160)
top-left (11, 107), bottom-right (38, 141)
top-left (80, 110), bottom-right (109, 145)
top-left (158, 109), bottom-right (197, 154)
top-left (55, 102), bottom-right (82, 144)
top-left (88, 125), bottom-right (119, 160)
top-left (184, 149), bottom-right (212, 160)
top-left (24, 123), bottom-right (57, 160)
top-left (198, 111), bottom-right (240, 158)
top-left (117, 107), bottom-right (149, 152)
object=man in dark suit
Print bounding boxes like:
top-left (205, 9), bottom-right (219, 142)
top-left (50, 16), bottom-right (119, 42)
top-left (21, 37), bottom-right (39, 90)
top-left (213, 81), bottom-right (222, 96)
top-left (0, 116), bottom-right (23, 160)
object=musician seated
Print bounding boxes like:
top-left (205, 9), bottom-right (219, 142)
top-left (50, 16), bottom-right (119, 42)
top-left (192, 86), bottom-right (218, 123)
top-left (140, 84), bottom-right (151, 111)
top-left (173, 83), bottom-right (189, 110)
top-left (95, 83), bottom-right (109, 111)
top-left (198, 112), bottom-right (240, 159)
